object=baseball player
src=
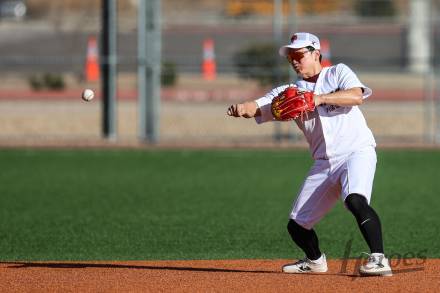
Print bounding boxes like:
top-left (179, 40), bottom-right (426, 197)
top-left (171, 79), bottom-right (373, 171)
top-left (227, 32), bottom-right (392, 276)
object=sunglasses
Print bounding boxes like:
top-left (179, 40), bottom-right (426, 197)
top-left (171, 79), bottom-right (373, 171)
top-left (287, 47), bottom-right (315, 63)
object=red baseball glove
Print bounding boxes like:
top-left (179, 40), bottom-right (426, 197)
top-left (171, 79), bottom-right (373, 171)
top-left (271, 87), bottom-right (316, 121)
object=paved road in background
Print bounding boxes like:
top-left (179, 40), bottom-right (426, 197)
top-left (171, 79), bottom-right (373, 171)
top-left (0, 22), bottom-right (439, 75)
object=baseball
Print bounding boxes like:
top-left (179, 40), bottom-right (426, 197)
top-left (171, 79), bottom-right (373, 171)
top-left (82, 89), bottom-right (94, 101)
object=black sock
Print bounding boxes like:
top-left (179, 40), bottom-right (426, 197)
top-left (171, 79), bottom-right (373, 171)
top-left (287, 219), bottom-right (322, 260)
top-left (345, 193), bottom-right (384, 254)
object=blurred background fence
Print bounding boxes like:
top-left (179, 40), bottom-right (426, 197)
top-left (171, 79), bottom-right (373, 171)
top-left (0, 0), bottom-right (439, 146)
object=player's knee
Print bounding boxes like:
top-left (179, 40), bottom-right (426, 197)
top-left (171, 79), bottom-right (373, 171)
top-left (345, 193), bottom-right (378, 224)
top-left (287, 219), bottom-right (307, 237)
top-left (345, 193), bottom-right (368, 213)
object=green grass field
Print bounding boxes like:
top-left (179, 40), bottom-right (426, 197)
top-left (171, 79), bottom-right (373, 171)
top-left (0, 148), bottom-right (439, 261)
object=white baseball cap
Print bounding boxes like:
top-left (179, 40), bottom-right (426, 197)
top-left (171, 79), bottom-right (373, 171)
top-left (279, 32), bottom-right (321, 56)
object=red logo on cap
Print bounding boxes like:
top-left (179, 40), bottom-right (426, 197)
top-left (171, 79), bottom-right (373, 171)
top-left (290, 34), bottom-right (298, 42)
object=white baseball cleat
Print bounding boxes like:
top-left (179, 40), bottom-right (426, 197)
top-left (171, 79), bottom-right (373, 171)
top-left (283, 253), bottom-right (328, 273)
top-left (359, 253), bottom-right (393, 277)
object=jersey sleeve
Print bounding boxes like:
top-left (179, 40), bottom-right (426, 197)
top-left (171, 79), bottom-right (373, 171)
top-left (254, 84), bottom-right (292, 124)
top-left (335, 63), bottom-right (372, 99)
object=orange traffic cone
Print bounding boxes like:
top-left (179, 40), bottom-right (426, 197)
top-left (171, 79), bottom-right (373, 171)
top-left (202, 38), bottom-right (216, 81)
top-left (85, 36), bottom-right (100, 82)
top-left (320, 39), bottom-right (332, 67)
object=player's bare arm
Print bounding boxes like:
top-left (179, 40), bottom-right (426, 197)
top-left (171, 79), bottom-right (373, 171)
top-left (314, 87), bottom-right (363, 107)
top-left (227, 101), bottom-right (261, 118)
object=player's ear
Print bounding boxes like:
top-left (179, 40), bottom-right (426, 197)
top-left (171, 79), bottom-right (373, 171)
top-left (315, 50), bottom-right (321, 62)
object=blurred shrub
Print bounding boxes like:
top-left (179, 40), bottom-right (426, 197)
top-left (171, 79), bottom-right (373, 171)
top-left (161, 61), bottom-right (177, 87)
top-left (225, 0), bottom-right (343, 17)
top-left (28, 73), bottom-right (65, 91)
top-left (355, 0), bottom-right (395, 17)
top-left (234, 43), bottom-right (289, 86)
top-left (43, 73), bottom-right (65, 90)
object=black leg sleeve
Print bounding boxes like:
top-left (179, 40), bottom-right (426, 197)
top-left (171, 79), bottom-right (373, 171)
top-left (345, 193), bottom-right (384, 253)
top-left (287, 219), bottom-right (322, 260)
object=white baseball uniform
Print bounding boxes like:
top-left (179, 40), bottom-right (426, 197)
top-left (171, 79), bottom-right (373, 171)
top-left (254, 63), bottom-right (377, 229)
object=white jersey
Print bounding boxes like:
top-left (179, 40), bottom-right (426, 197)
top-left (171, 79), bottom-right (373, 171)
top-left (255, 63), bottom-right (375, 162)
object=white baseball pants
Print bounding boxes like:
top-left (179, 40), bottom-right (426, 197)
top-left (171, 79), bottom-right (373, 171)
top-left (290, 146), bottom-right (377, 229)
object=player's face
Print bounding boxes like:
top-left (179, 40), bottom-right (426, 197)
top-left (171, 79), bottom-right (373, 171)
top-left (287, 48), bottom-right (318, 75)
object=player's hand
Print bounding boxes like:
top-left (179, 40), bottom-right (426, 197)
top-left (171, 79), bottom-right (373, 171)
top-left (227, 102), bottom-right (259, 118)
top-left (314, 94), bottom-right (323, 106)
top-left (227, 104), bottom-right (246, 117)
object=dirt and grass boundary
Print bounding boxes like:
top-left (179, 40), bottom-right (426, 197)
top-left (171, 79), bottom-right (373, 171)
top-left (1, 259), bottom-right (437, 292)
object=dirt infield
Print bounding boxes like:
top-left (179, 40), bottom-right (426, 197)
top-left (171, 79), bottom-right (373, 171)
top-left (1, 259), bottom-right (438, 292)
